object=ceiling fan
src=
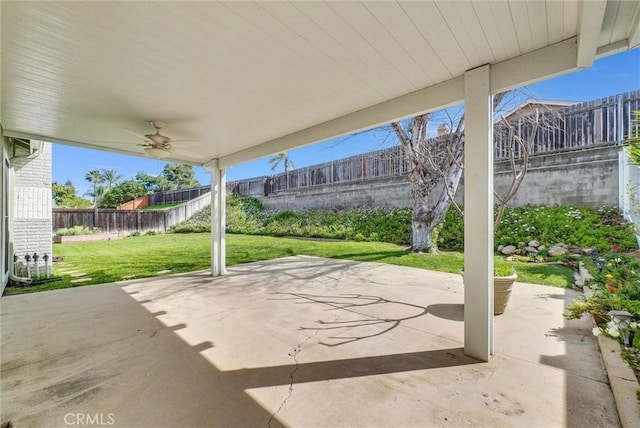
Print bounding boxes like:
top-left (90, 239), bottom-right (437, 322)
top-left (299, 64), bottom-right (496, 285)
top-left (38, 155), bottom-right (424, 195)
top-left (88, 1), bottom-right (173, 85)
top-left (121, 120), bottom-right (199, 159)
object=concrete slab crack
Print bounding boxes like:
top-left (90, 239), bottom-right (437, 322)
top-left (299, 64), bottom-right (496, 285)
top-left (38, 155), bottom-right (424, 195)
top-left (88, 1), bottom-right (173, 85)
top-left (267, 348), bottom-right (300, 428)
top-left (267, 330), bottom-right (321, 428)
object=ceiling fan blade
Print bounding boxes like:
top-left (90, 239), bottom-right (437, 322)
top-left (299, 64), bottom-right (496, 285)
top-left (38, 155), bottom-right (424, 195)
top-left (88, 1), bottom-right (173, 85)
top-left (120, 128), bottom-right (149, 140)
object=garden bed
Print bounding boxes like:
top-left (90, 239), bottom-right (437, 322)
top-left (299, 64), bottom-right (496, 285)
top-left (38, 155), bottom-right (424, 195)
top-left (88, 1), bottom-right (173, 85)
top-left (54, 233), bottom-right (124, 243)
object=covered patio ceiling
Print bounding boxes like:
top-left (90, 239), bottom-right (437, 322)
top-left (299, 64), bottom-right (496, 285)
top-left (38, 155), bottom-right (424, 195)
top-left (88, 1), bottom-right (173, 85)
top-left (2, 1), bottom-right (639, 168)
top-left (2, 1), bottom-right (639, 362)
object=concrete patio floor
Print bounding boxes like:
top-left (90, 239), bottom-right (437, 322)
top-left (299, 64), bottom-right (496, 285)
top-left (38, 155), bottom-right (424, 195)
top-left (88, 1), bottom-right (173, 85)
top-left (1, 256), bottom-right (618, 427)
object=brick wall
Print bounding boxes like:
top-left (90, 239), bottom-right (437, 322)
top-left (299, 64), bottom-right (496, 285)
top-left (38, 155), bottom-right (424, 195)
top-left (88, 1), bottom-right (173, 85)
top-left (12, 142), bottom-right (53, 266)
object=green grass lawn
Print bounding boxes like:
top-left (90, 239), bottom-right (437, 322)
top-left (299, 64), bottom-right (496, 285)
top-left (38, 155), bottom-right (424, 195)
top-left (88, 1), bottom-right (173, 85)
top-left (142, 202), bottom-right (183, 210)
top-left (2, 233), bottom-right (575, 296)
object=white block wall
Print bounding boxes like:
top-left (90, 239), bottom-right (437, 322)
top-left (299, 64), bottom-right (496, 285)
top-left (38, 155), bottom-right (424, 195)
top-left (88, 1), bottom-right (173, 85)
top-left (12, 142), bottom-right (53, 263)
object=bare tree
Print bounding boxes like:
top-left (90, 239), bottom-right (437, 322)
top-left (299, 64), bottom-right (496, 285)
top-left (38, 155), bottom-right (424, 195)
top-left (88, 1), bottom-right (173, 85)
top-left (491, 112), bottom-right (538, 231)
top-left (392, 92), bottom-right (560, 253)
top-left (391, 93), bottom-right (505, 253)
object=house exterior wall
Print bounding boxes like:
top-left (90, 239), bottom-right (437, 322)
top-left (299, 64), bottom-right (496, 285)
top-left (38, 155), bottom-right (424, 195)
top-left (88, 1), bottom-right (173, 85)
top-left (1, 138), bottom-right (10, 292)
top-left (11, 141), bottom-right (53, 271)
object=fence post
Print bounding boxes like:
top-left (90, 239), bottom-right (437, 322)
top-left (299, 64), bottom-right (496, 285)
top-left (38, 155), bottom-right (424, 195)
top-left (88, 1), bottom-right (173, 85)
top-left (330, 161), bottom-right (334, 184)
top-left (616, 93), bottom-right (624, 144)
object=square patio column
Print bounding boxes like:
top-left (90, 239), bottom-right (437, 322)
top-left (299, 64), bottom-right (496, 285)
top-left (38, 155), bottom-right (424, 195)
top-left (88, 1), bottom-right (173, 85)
top-left (463, 64), bottom-right (494, 361)
top-left (204, 159), bottom-right (226, 276)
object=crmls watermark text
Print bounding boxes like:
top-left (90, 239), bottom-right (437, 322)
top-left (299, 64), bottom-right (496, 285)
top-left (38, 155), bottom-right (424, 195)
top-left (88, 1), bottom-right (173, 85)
top-left (64, 413), bottom-right (115, 426)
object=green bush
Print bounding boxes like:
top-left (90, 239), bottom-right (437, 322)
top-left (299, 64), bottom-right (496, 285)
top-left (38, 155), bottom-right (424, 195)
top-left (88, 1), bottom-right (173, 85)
top-left (171, 195), bottom-right (636, 253)
top-left (439, 205), bottom-right (636, 252)
top-left (100, 181), bottom-right (147, 208)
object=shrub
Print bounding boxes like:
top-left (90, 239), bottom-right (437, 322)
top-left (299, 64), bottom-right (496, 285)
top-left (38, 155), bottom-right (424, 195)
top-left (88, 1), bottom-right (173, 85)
top-left (171, 195), bottom-right (637, 254)
top-left (100, 181), bottom-right (147, 208)
top-left (439, 205), bottom-right (636, 252)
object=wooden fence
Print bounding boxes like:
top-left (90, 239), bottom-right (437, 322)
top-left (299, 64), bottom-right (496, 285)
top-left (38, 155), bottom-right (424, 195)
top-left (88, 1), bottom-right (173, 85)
top-left (230, 90), bottom-right (639, 197)
top-left (148, 185), bottom-right (211, 205)
top-left (118, 194), bottom-right (149, 210)
top-left (54, 192), bottom-right (211, 234)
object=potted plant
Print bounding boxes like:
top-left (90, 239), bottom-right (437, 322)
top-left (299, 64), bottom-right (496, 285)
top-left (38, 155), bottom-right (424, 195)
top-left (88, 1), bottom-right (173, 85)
top-left (493, 264), bottom-right (517, 315)
top-left (460, 264), bottom-right (517, 315)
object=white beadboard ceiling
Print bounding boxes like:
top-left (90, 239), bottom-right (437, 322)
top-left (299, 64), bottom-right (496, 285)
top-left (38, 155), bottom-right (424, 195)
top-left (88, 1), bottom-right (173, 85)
top-left (1, 1), bottom-right (639, 168)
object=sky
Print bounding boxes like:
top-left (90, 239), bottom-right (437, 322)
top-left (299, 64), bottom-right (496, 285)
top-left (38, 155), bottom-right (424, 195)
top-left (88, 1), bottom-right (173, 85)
top-left (53, 48), bottom-right (640, 197)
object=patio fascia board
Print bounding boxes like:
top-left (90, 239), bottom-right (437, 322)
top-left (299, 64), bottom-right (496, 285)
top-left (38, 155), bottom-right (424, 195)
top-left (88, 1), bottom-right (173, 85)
top-left (219, 37), bottom-right (580, 170)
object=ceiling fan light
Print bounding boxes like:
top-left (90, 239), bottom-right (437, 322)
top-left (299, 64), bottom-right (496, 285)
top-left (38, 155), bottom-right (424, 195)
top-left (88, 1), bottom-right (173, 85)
top-left (144, 147), bottom-right (170, 159)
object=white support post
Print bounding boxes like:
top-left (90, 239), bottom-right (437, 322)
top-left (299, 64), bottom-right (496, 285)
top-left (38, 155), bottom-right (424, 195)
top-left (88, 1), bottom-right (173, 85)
top-left (463, 65), bottom-right (494, 362)
top-left (204, 159), bottom-right (226, 276)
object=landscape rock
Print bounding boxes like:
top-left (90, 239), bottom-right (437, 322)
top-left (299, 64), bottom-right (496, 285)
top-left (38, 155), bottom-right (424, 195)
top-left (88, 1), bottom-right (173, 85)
top-left (497, 245), bottom-right (504, 252)
top-left (524, 246), bottom-right (538, 254)
top-left (501, 245), bottom-right (516, 255)
top-left (548, 245), bottom-right (569, 257)
top-left (528, 240), bottom-right (541, 248)
top-left (538, 245), bottom-right (546, 251)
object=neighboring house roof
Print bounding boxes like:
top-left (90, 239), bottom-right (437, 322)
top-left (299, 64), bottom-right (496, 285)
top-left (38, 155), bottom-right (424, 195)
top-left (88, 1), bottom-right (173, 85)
top-left (501, 99), bottom-right (578, 122)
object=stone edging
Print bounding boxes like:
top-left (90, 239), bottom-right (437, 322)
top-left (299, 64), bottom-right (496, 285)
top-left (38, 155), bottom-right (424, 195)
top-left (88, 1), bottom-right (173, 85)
top-left (596, 333), bottom-right (640, 428)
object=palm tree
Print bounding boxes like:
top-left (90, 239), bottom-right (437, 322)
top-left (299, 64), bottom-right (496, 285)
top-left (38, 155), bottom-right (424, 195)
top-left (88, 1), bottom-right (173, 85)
top-left (100, 168), bottom-right (123, 191)
top-left (85, 170), bottom-right (105, 207)
top-left (268, 152), bottom-right (295, 172)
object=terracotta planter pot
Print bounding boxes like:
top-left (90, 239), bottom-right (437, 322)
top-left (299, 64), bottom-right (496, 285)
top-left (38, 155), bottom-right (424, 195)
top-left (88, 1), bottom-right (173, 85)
top-left (493, 274), bottom-right (518, 315)
top-left (459, 271), bottom-right (517, 315)
top-left (605, 283), bottom-right (618, 293)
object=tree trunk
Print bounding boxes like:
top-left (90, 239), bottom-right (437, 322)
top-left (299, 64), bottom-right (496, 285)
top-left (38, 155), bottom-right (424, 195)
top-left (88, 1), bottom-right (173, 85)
top-left (409, 183), bottom-right (455, 253)
top-left (411, 205), bottom-right (436, 253)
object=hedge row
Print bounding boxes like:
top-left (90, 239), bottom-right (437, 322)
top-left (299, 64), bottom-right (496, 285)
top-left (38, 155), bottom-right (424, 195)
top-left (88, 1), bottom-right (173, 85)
top-left (170, 194), bottom-right (637, 252)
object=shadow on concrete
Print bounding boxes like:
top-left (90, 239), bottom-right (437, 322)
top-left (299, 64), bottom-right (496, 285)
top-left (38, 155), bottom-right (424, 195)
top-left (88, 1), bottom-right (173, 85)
top-left (1, 274), bottom-right (478, 427)
top-left (537, 290), bottom-right (618, 427)
top-left (271, 292), bottom-right (463, 346)
top-left (229, 347), bottom-right (479, 386)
